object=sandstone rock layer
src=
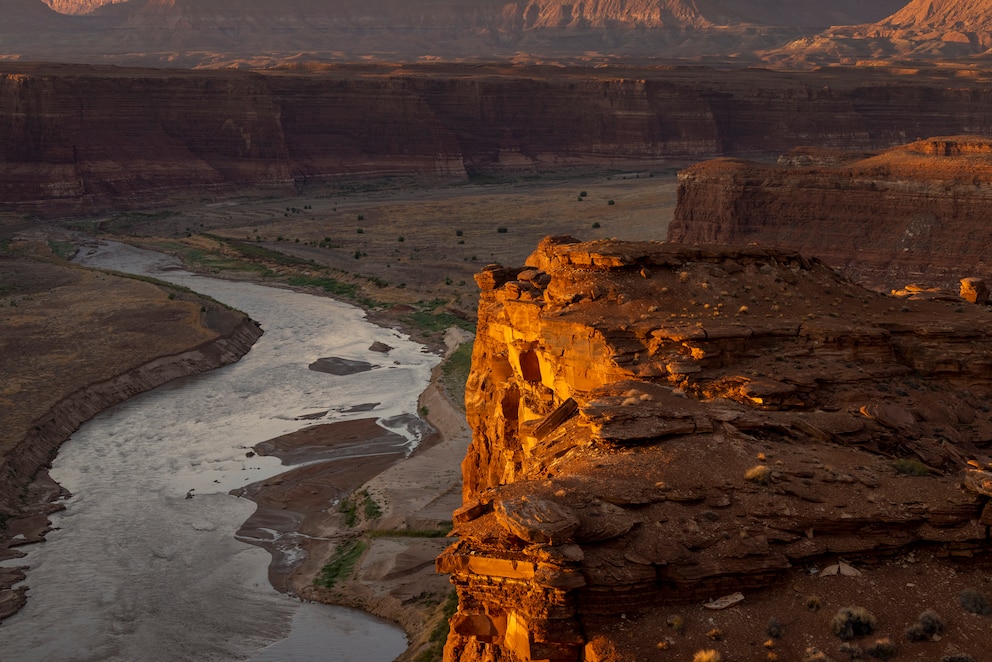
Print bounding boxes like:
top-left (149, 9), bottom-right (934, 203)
top-left (9, 65), bottom-right (992, 216)
top-left (669, 136), bottom-right (992, 291)
top-left (439, 237), bottom-right (992, 661)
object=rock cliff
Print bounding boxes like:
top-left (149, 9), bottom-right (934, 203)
top-left (438, 237), bottom-right (992, 661)
top-left (7, 0), bottom-right (906, 66)
top-left (767, 0), bottom-right (992, 66)
top-left (9, 64), bottom-right (992, 216)
top-left (669, 136), bottom-right (992, 292)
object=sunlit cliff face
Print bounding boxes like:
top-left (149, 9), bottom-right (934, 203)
top-left (42, 0), bottom-right (127, 14)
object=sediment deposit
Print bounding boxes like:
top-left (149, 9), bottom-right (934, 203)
top-left (439, 237), bottom-right (992, 661)
top-left (669, 136), bottom-right (992, 291)
top-left (8, 64), bottom-right (992, 216)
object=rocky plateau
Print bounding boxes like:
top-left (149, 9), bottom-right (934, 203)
top-left (439, 237), bottom-right (992, 661)
top-left (669, 136), bottom-right (992, 293)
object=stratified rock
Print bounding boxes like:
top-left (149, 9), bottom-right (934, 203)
top-left (9, 67), bottom-right (992, 216)
top-left (670, 137), bottom-right (992, 291)
top-left (439, 238), bottom-right (992, 662)
top-left (368, 341), bottom-right (393, 353)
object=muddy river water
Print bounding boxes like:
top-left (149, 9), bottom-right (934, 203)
top-left (0, 241), bottom-right (436, 661)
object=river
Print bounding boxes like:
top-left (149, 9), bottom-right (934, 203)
top-left (0, 241), bottom-right (434, 661)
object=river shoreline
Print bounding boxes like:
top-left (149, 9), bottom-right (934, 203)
top-left (1, 244), bottom-right (470, 661)
top-left (0, 294), bottom-right (264, 621)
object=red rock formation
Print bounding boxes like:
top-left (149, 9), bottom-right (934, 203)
top-left (766, 0), bottom-right (992, 66)
top-left (439, 237), bottom-right (992, 661)
top-left (5, 0), bottom-right (906, 66)
top-left (9, 64), bottom-right (992, 216)
top-left (669, 136), bottom-right (992, 291)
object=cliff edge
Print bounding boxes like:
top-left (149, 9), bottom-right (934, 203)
top-left (439, 237), bottom-right (992, 661)
top-left (669, 136), bottom-right (992, 292)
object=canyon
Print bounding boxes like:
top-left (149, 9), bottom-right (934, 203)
top-left (439, 236), bottom-right (992, 661)
top-left (8, 63), bottom-right (992, 218)
top-left (669, 136), bottom-right (992, 292)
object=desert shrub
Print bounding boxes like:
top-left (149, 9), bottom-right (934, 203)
top-left (806, 595), bottom-right (822, 611)
top-left (907, 609), bottom-right (943, 641)
top-left (838, 643), bottom-right (862, 659)
top-left (496, 227), bottom-right (508, 233)
top-left (864, 637), bottom-right (897, 659)
top-left (745, 464), bottom-right (772, 484)
top-left (592, 221), bottom-right (601, 228)
top-left (831, 606), bottom-right (877, 640)
top-left (579, 190), bottom-right (588, 197)
top-left (607, 199), bottom-right (615, 205)
top-left (692, 650), bottom-right (721, 662)
top-left (455, 229), bottom-right (463, 236)
top-left (706, 628), bottom-right (722, 641)
top-left (767, 617), bottom-right (784, 638)
top-left (960, 588), bottom-right (991, 615)
top-left (893, 457), bottom-right (930, 476)
top-left (666, 614), bottom-right (684, 634)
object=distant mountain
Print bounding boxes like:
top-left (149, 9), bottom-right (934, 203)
top-left (766, 0), bottom-right (992, 65)
top-left (2, 0), bottom-right (912, 67)
top-left (42, 0), bottom-right (125, 13)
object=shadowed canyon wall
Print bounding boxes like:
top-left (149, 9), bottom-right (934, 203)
top-left (669, 136), bottom-right (992, 291)
top-left (6, 64), bottom-right (992, 216)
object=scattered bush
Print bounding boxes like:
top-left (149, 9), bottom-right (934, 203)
top-left (592, 221), bottom-right (601, 228)
top-left (906, 609), bottom-right (944, 641)
top-left (357, 228), bottom-right (363, 233)
top-left (607, 199), bottom-right (615, 205)
top-left (767, 617), bottom-right (784, 638)
top-left (831, 606), bottom-right (877, 641)
top-left (893, 457), bottom-right (930, 476)
top-left (579, 190), bottom-right (588, 197)
top-left (838, 643), bottom-right (862, 659)
top-left (706, 628), bottom-right (722, 641)
top-left (496, 227), bottom-right (508, 233)
top-left (806, 595), bottom-right (822, 611)
top-left (959, 588), bottom-right (991, 615)
top-left (666, 614), bottom-right (684, 634)
top-left (357, 214), bottom-right (364, 221)
top-left (455, 229), bottom-right (463, 236)
top-left (864, 637), bottom-right (897, 659)
top-left (692, 650), bottom-right (721, 662)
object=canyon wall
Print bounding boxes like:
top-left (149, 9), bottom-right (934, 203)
top-left (438, 237), bottom-right (992, 661)
top-left (6, 64), bottom-right (992, 216)
top-left (669, 136), bottom-right (992, 291)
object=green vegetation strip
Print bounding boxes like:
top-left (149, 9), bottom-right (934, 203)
top-left (440, 342), bottom-right (474, 411)
top-left (314, 538), bottom-right (367, 589)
